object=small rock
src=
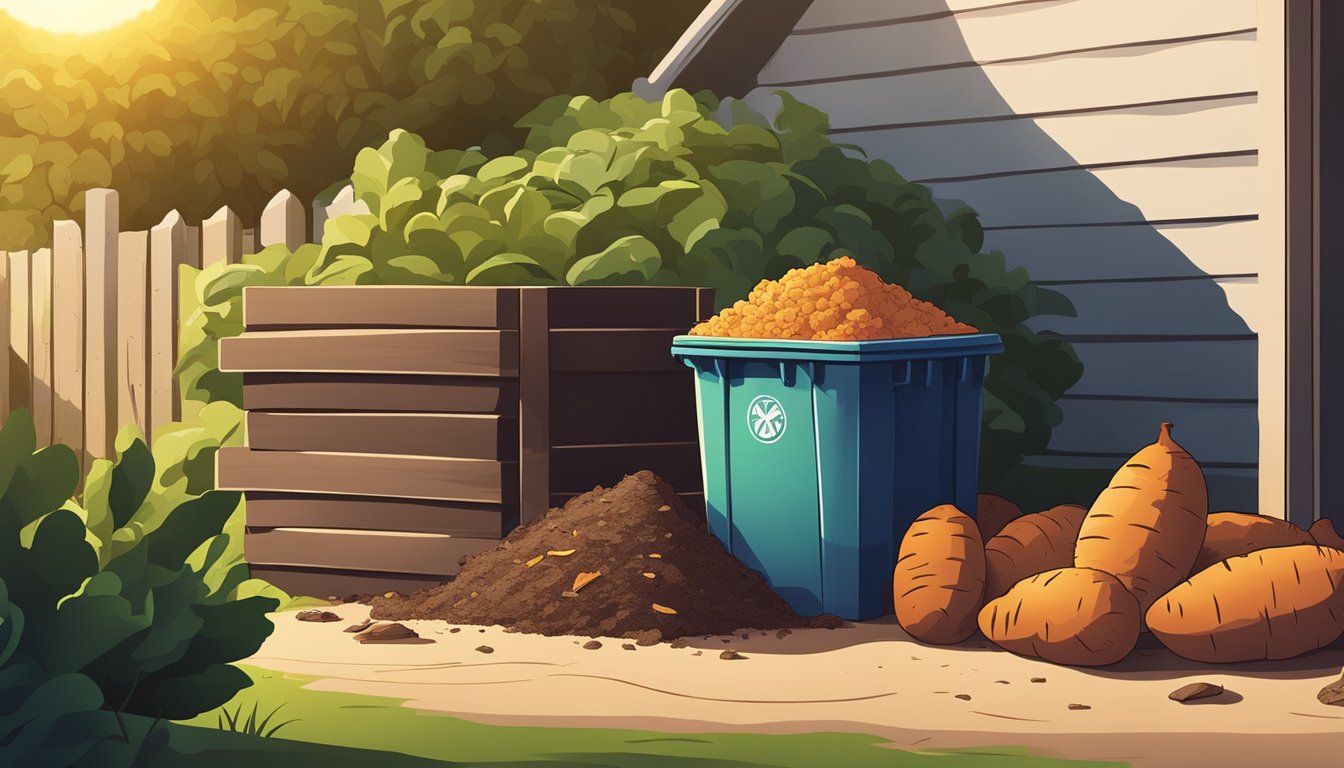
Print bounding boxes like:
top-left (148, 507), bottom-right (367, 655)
top-left (470, 591), bottom-right (478, 598)
top-left (658, 505), bottom-right (672, 512)
top-left (343, 619), bottom-right (374, 633)
top-left (664, 532), bottom-right (673, 539)
top-left (1068, 703), bottom-right (1091, 711)
top-left (1170, 682), bottom-right (1225, 703)
top-left (601, 498), bottom-right (612, 503)
top-left (597, 520), bottom-right (607, 527)
top-left (383, 592), bottom-right (398, 599)
top-left (720, 650), bottom-right (746, 660)
top-left (776, 629), bottom-right (792, 639)
top-left (955, 694), bottom-right (971, 701)
top-left (326, 595), bottom-right (339, 602)
top-left (670, 638), bottom-right (689, 649)
top-left (561, 591), bottom-right (579, 598)
top-left (622, 643), bottom-right (637, 651)
top-left (1320, 677), bottom-right (1344, 706)
top-left (296, 610), bottom-right (341, 623)
top-left (741, 633), bottom-right (750, 640)
top-left (478, 628), bottom-right (486, 633)
top-left (450, 627), bottom-right (461, 633)
top-left (583, 640), bottom-right (603, 650)
top-left (1031, 677), bottom-right (1047, 683)
top-left (994, 680), bottom-right (1010, 685)
top-left (476, 645), bottom-right (494, 654)
top-left (355, 622), bottom-right (420, 643)
top-left (692, 650), bottom-right (703, 656)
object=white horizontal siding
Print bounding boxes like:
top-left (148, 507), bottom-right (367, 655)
top-left (768, 0), bottom-right (1254, 85)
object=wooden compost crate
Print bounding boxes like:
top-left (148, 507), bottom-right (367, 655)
top-left (215, 286), bottom-right (713, 597)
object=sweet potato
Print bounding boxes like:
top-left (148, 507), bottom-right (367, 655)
top-left (1074, 423), bottom-right (1208, 612)
top-left (983, 504), bottom-right (1086, 600)
top-left (1191, 512), bottom-right (1313, 573)
top-left (1147, 545), bottom-right (1344, 662)
top-left (1311, 518), bottom-right (1344, 551)
top-left (978, 567), bottom-right (1140, 666)
top-left (893, 505), bottom-right (985, 644)
top-left (976, 494), bottom-right (1021, 541)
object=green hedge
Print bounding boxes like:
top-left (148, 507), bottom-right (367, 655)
top-left (0, 411), bottom-right (277, 766)
top-left (177, 89), bottom-right (1082, 490)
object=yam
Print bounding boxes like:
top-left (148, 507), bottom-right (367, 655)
top-left (983, 504), bottom-right (1087, 600)
top-left (893, 505), bottom-right (985, 644)
top-left (978, 567), bottom-right (1140, 666)
top-left (1147, 545), bottom-right (1344, 662)
top-left (1191, 512), bottom-right (1313, 574)
top-left (975, 494), bottom-right (1021, 541)
top-left (1074, 423), bottom-right (1208, 612)
top-left (1310, 518), bottom-right (1344, 551)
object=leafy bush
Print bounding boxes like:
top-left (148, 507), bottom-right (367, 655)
top-left (177, 89), bottom-right (1082, 488)
top-left (0, 410), bottom-right (278, 766)
top-left (0, 0), bottom-right (709, 250)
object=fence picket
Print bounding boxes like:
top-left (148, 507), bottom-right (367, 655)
top-left (241, 227), bottom-right (257, 257)
top-left (30, 248), bottom-right (53, 446)
top-left (52, 221), bottom-right (85, 457)
top-left (261, 189), bottom-right (306, 251)
top-left (8, 251), bottom-right (30, 420)
top-left (183, 224), bottom-right (201, 269)
top-left (202, 206), bottom-right (242, 268)
top-left (117, 231), bottom-right (150, 440)
top-left (84, 189), bottom-right (119, 461)
top-left (150, 212), bottom-right (185, 436)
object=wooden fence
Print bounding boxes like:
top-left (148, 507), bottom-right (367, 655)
top-left (1, 185), bottom-right (368, 469)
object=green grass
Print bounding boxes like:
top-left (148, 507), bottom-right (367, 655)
top-left (160, 665), bottom-right (1124, 768)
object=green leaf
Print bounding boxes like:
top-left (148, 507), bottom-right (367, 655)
top-left (108, 437), bottom-right (154, 531)
top-left (465, 253), bottom-right (554, 285)
top-left (566, 235), bottom-right (662, 285)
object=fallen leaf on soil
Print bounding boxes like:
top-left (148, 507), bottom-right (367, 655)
top-left (658, 505), bottom-right (671, 512)
top-left (583, 640), bottom-right (603, 650)
top-left (296, 610), bottom-right (341, 623)
top-left (547, 549), bottom-right (576, 557)
top-left (622, 643), bottom-right (637, 651)
top-left (343, 619), bottom-right (374, 633)
top-left (653, 603), bottom-right (678, 615)
top-left (354, 622), bottom-right (420, 643)
top-left (384, 592), bottom-right (398, 599)
top-left (561, 590), bottom-right (579, 598)
top-left (525, 555), bottom-right (544, 567)
top-left (1170, 682), bottom-right (1225, 702)
top-left (572, 571), bottom-right (601, 591)
top-left (720, 650), bottom-right (745, 660)
top-left (642, 572), bottom-right (656, 579)
top-left (955, 694), bottom-right (971, 701)
top-left (648, 553), bottom-right (662, 559)
top-left (1318, 677), bottom-right (1344, 706)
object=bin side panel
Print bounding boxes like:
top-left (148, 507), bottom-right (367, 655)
top-left (690, 364), bottom-right (733, 548)
top-left (953, 357), bottom-right (988, 511)
top-left (725, 360), bottom-right (823, 616)
top-left (891, 361), bottom-right (957, 539)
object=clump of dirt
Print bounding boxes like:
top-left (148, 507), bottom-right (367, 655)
top-left (369, 471), bottom-right (844, 645)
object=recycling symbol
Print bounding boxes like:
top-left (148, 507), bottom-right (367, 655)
top-left (747, 395), bottom-right (786, 444)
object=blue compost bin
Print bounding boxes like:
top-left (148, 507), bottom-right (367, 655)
top-left (671, 332), bottom-right (1005, 621)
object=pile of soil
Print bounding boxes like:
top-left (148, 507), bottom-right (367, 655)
top-left (369, 471), bottom-right (843, 645)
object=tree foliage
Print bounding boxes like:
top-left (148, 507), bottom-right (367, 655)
top-left (0, 0), bottom-right (708, 250)
top-left (177, 89), bottom-right (1083, 488)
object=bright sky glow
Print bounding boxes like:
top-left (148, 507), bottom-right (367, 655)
top-left (0, 0), bottom-right (158, 35)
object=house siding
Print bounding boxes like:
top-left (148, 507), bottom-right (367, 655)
top-left (745, 0), bottom-right (1261, 508)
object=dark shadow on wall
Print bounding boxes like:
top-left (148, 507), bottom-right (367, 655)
top-left (741, 2), bottom-right (1258, 510)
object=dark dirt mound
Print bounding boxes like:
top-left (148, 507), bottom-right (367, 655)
top-left (369, 471), bottom-right (844, 645)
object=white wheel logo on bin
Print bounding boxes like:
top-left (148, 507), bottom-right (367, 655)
top-left (747, 395), bottom-right (787, 444)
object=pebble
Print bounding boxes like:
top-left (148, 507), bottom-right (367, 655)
top-left (583, 640), bottom-right (603, 650)
top-left (1068, 703), bottom-right (1091, 711)
top-left (1169, 682), bottom-right (1225, 703)
top-left (720, 650), bottom-right (746, 660)
top-left (476, 645), bottom-right (494, 654)
top-left (955, 694), bottom-right (971, 701)
top-left (1031, 677), bottom-right (1047, 683)
top-left (622, 643), bottom-right (637, 651)
top-left (658, 505), bottom-right (672, 512)
top-left (450, 627), bottom-right (461, 633)
top-left (296, 610), bottom-right (341, 623)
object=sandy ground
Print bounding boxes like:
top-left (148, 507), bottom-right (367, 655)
top-left (249, 605), bottom-right (1344, 768)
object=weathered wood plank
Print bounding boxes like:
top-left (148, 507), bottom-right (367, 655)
top-left (244, 527), bottom-right (498, 576)
top-left (259, 189), bottom-right (307, 251)
top-left (8, 252), bottom-right (30, 417)
top-left (242, 286), bottom-right (520, 330)
top-left (546, 287), bottom-right (707, 329)
top-left (550, 442), bottom-right (704, 493)
top-left (1027, 276), bottom-right (1258, 338)
top-left (246, 567), bottom-right (448, 599)
top-left (116, 231), bottom-right (150, 438)
top-left (550, 372), bottom-right (699, 445)
top-left (217, 447), bottom-right (515, 503)
top-left (29, 248), bottom-right (52, 446)
top-left (242, 373), bottom-right (516, 413)
top-left (246, 412), bottom-right (517, 459)
top-left (1067, 339), bottom-right (1256, 400)
top-left (84, 189), bottom-right (118, 460)
top-left (984, 219), bottom-right (1260, 282)
top-left (518, 288), bottom-right (550, 525)
top-left (202, 205), bottom-right (241, 268)
top-left (218, 329), bottom-right (519, 376)
top-left (929, 156), bottom-right (1257, 229)
top-left (243, 493), bottom-right (506, 538)
top-left (150, 211), bottom-right (186, 435)
top-left (549, 329), bottom-right (685, 373)
top-left (1047, 398), bottom-right (1256, 465)
top-left (51, 222), bottom-right (84, 456)
top-left (768, 0), bottom-right (1255, 85)
top-left (843, 96), bottom-right (1257, 183)
top-left (747, 34), bottom-right (1256, 130)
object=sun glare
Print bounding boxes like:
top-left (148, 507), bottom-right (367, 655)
top-left (0, 0), bottom-right (159, 35)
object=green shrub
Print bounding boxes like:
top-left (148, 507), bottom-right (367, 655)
top-left (0, 410), bottom-right (278, 766)
top-left (0, 0), bottom-right (710, 251)
top-left (177, 89), bottom-right (1082, 489)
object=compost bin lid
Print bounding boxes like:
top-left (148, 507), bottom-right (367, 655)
top-left (671, 333), bottom-right (1004, 363)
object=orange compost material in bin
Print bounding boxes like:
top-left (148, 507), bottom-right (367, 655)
top-left (689, 256), bottom-right (977, 341)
